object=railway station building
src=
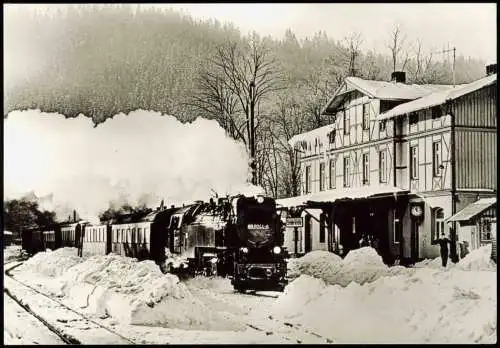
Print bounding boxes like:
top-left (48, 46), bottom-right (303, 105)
top-left (278, 66), bottom-right (497, 265)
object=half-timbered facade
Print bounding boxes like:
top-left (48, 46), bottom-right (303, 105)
top-left (378, 69), bottom-right (497, 260)
top-left (278, 68), bottom-right (497, 264)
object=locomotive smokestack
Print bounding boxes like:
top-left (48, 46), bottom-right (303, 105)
top-left (73, 210), bottom-right (77, 222)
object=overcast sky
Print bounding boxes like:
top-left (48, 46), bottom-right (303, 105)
top-left (164, 3), bottom-right (496, 64)
top-left (4, 3), bottom-right (497, 68)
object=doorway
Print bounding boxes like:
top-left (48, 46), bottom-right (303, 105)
top-left (411, 219), bottom-right (419, 262)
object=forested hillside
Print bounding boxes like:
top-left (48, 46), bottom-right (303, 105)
top-left (4, 5), bottom-right (488, 198)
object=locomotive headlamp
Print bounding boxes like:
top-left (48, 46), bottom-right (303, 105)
top-left (273, 246), bottom-right (281, 254)
top-left (240, 247), bottom-right (249, 254)
top-left (257, 196), bottom-right (264, 204)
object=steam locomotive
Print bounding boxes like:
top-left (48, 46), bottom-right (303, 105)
top-left (20, 195), bottom-right (289, 292)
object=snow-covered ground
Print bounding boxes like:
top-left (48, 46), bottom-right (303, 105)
top-left (274, 246), bottom-right (497, 344)
top-left (4, 245), bottom-right (496, 344)
top-left (4, 248), bottom-right (288, 344)
top-left (3, 291), bottom-right (66, 345)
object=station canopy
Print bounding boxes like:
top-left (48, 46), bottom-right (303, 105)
top-left (446, 198), bottom-right (496, 223)
top-left (276, 185), bottom-right (408, 209)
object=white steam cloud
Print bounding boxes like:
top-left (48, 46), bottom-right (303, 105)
top-left (4, 109), bottom-right (264, 223)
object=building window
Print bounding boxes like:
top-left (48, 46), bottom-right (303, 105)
top-left (362, 153), bottom-right (370, 185)
top-left (319, 162), bottom-right (325, 191)
top-left (362, 103), bottom-right (370, 130)
top-left (480, 218), bottom-right (493, 241)
top-left (328, 130), bottom-right (336, 144)
top-left (343, 157), bottom-right (350, 187)
top-left (410, 145), bottom-right (418, 179)
top-left (343, 110), bottom-right (350, 135)
top-left (329, 159), bottom-right (336, 189)
top-left (379, 150), bottom-right (387, 183)
top-left (409, 112), bottom-right (419, 125)
top-left (379, 120), bottom-right (387, 132)
top-left (433, 141), bottom-right (442, 177)
top-left (305, 165), bottom-right (312, 194)
top-left (431, 106), bottom-right (442, 120)
top-left (433, 208), bottom-right (445, 241)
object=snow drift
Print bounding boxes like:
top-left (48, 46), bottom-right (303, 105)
top-left (274, 247), bottom-right (496, 343)
top-left (4, 109), bottom-right (258, 222)
top-left (287, 248), bottom-right (402, 287)
top-left (414, 244), bottom-right (496, 271)
top-left (14, 248), bottom-right (244, 331)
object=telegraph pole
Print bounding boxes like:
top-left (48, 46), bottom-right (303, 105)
top-left (249, 80), bottom-right (257, 185)
top-left (435, 45), bottom-right (456, 87)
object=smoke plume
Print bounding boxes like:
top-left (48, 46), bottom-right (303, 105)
top-left (4, 109), bottom-right (262, 223)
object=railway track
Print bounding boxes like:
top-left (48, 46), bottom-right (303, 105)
top-left (4, 262), bottom-right (136, 345)
top-left (4, 287), bottom-right (80, 344)
top-left (186, 282), bottom-right (335, 344)
top-left (5, 261), bottom-right (334, 344)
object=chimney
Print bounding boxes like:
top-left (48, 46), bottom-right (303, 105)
top-left (73, 210), bottom-right (77, 222)
top-left (391, 71), bottom-right (406, 83)
top-left (486, 64), bottom-right (497, 76)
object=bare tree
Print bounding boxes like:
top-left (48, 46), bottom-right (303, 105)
top-left (408, 38), bottom-right (435, 83)
top-left (188, 67), bottom-right (247, 143)
top-left (344, 32), bottom-right (363, 76)
top-left (192, 33), bottom-right (282, 188)
top-left (387, 24), bottom-right (409, 72)
top-left (265, 94), bottom-right (310, 197)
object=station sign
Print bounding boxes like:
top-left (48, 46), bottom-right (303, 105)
top-left (286, 217), bottom-right (303, 228)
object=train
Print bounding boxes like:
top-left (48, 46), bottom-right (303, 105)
top-left (20, 194), bottom-right (289, 292)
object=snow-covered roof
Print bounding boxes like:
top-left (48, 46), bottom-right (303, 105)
top-left (288, 124), bottom-right (335, 148)
top-left (446, 198), bottom-right (496, 223)
top-left (276, 186), bottom-right (407, 208)
top-left (378, 74), bottom-right (497, 121)
top-left (322, 76), bottom-right (454, 115)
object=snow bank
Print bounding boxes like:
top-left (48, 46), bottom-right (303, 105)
top-left (17, 248), bottom-right (82, 277)
top-left (288, 248), bottom-right (400, 287)
top-left (270, 267), bottom-right (496, 343)
top-left (414, 244), bottom-right (496, 271)
top-left (14, 249), bottom-right (244, 331)
top-left (455, 244), bottom-right (496, 271)
top-left (273, 247), bottom-right (497, 343)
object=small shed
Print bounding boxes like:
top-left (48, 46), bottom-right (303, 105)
top-left (446, 198), bottom-right (496, 262)
top-left (4, 230), bottom-right (14, 246)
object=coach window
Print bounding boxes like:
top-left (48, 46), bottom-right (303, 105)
top-left (138, 228), bottom-right (143, 244)
top-left (144, 228), bottom-right (149, 243)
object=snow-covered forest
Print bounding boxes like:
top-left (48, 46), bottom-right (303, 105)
top-left (4, 5), bottom-right (488, 199)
